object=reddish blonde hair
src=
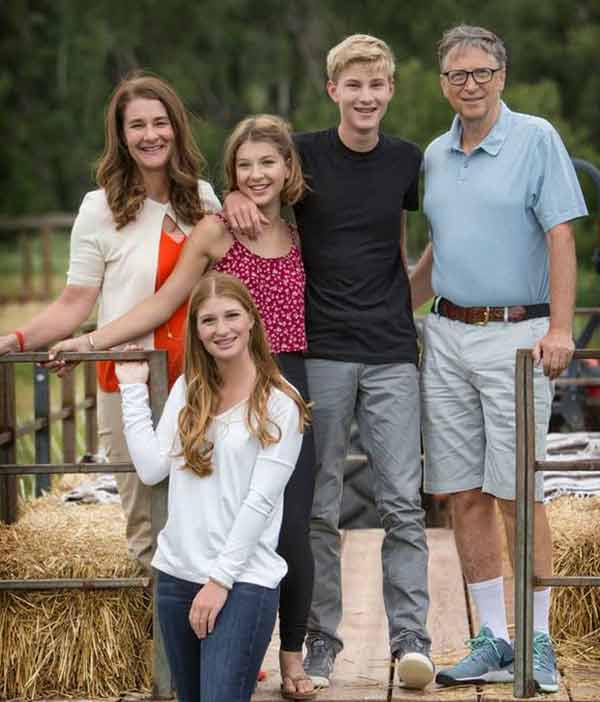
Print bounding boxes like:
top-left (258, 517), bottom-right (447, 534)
top-left (178, 272), bottom-right (310, 477)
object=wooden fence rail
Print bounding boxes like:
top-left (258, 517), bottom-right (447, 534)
top-left (0, 213), bottom-right (75, 303)
top-left (514, 347), bottom-right (600, 698)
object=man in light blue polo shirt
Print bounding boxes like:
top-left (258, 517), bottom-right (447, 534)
top-left (411, 25), bottom-right (587, 693)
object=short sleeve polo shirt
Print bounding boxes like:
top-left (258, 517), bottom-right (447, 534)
top-left (423, 102), bottom-right (588, 307)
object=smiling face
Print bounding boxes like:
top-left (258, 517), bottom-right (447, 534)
top-left (327, 61), bottom-right (394, 140)
top-left (440, 45), bottom-right (505, 131)
top-left (195, 294), bottom-right (254, 363)
top-left (123, 97), bottom-right (175, 177)
top-left (234, 139), bottom-right (290, 211)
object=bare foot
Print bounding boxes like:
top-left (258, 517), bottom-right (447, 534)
top-left (280, 649), bottom-right (315, 697)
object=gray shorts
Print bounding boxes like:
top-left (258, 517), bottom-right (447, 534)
top-left (420, 313), bottom-right (554, 502)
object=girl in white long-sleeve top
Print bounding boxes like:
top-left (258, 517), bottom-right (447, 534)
top-left (115, 271), bottom-right (310, 702)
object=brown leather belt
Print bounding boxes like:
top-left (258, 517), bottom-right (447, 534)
top-left (433, 297), bottom-right (550, 325)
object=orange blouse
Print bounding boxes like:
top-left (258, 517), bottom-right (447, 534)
top-left (97, 230), bottom-right (188, 392)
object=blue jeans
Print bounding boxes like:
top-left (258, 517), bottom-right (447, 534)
top-left (156, 571), bottom-right (279, 702)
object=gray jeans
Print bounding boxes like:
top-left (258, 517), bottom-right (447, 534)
top-left (305, 360), bottom-right (430, 654)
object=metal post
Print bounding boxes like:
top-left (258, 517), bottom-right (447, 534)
top-left (514, 349), bottom-right (536, 698)
top-left (84, 360), bottom-right (97, 457)
top-left (34, 365), bottom-right (51, 495)
top-left (148, 350), bottom-right (172, 699)
top-left (62, 372), bottom-right (76, 464)
top-left (0, 362), bottom-right (18, 523)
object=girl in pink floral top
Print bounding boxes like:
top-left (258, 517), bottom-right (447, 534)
top-left (52, 115), bottom-right (316, 700)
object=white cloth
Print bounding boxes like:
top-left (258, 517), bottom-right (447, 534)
top-left (119, 377), bottom-right (303, 589)
top-left (66, 182), bottom-right (220, 350)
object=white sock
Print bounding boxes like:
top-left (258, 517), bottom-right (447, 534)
top-left (533, 588), bottom-right (551, 635)
top-left (468, 576), bottom-right (510, 643)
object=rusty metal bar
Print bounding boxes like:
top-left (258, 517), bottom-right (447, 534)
top-left (0, 351), bottom-right (153, 363)
top-left (537, 576), bottom-right (600, 587)
top-left (536, 458), bottom-right (600, 471)
top-left (0, 399), bottom-right (94, 447)
top-left (0, 462), bottom-right (134, 475)
top-left (0, 577), bottom-right (150, 590)
top-left (34, 365), bottom-right (51, 495)
top-left (514, 349), bottom-right (536, 698)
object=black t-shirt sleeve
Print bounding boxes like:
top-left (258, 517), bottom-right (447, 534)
top-left (404, 145), bottom-right (423, 211)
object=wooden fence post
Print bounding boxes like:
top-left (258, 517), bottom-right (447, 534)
top-left (148, 350), bottom-right (172, 699)
top-left (84, 361), bottom-right (98, 457)
top-left (41, 224), bottom-right (53, 299)
top-left (0, 363), bottom-right (18, 523)
top-left (62, 372), bottom-right (76, 464)
top-left (20, 232), bottom-right (32, 302)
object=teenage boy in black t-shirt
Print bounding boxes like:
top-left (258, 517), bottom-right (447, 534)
top-left (225, 34), bottom-right (432, 692)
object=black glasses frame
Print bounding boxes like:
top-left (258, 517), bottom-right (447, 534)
top-left (441, 67), bottom-right (503, 86)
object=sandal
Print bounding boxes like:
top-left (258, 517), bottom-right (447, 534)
top-left (280, 673), bottom-right (318, 700)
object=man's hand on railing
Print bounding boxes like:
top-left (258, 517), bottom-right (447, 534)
top-left (115, 344), bottom-right (149, 385)
top-left (532, 329), bottom-right (575, 380)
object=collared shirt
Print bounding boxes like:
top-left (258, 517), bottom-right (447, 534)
top-left (423, 102), bottom-right (588, 306)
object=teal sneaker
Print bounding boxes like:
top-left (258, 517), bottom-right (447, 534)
top-left (533, 631), bottom-right (559, 693)
top-left (436, 626), bottom-right (514, 686)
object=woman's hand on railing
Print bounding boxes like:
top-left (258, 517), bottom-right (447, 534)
top-left (0, 334), bottom-right (20, 354)
top-left (115, 344), bottom-right (149, 385)
top-left (44, 335), bottom-right (90, 376)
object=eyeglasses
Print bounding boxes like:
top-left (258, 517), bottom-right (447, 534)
top-left (441, 67), bottom-right (503, 86)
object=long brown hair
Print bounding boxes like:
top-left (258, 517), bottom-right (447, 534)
top-left (223, 114), bottom-right (305, 206)
top-left (178, 272), bottom-right (310, 477)
top-left (96, 72), bottom-right (207, 229)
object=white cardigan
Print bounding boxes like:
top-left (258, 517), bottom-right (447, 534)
top-left (67, 182), bottom-right (220, 350)
top-left (120, 377), bottom-right (303, 588)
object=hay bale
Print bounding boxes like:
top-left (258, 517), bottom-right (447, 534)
top-left (0, 495), bottom-right (151, 699)
top-left (548, 495), bottom-right (600, 664)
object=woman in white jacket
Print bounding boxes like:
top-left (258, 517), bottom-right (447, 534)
top-left (0, 73), bottom-right (219, 570)
top-left (115, 271), bottom-right (310, 702)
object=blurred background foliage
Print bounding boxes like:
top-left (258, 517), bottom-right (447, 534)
top-left (1, 0), bottom-right (600, 293)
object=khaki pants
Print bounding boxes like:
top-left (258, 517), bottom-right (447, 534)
top-left (97, 389), bottom-right (154, 572)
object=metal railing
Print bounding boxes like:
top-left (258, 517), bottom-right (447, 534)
top-left (0, 350), bottom-right (172, 699)
top-left (514, 348), bottom-right (600, 697)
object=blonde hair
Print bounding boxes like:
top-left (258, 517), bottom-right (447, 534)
top-left (223, 114), bottom-right (305, 206)
top-left (96, 72), bottom-right (207, 230)
top-left (178, 272), bottom-right (310, 477)
top-left (327, 34), bottom-right (395, 83)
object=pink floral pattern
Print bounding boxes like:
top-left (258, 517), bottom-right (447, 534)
top-left (213, 221), bottom-right (306, 353)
